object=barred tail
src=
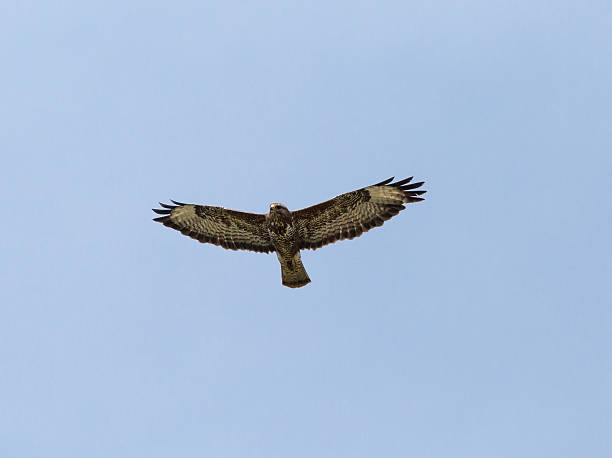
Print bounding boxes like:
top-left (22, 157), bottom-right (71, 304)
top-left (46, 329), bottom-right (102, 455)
top-left (279, 252), bottom-right (311, 288)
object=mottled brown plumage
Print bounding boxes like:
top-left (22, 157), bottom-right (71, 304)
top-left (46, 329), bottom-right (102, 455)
top-left (153, 176), bottom-right (426, 288)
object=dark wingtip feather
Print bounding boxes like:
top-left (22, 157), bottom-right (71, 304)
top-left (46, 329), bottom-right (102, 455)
top-left (159, 202), bottom-right (177, 209)
top-left (152, 208), bottom-right (171, 215)
top-left (400, 181), bottom-right (425, 190)
top-left (153, 216), bottom-right (169, 222)
top-left (392, 177), bottom-right (413, 186)
top-left (373, 177), bottom-right (394, 186)
top-left (170, 199), bottom-right (187, 206)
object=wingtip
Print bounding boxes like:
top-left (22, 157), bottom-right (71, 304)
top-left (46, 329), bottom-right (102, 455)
top-left (152, 208), bottom-right (172, 215)
top-left (373, 177), bottom-right (394, 186)
top-left (393, 177), bottom-right (413, 186)
top-left (399, 181), bottom-right (425, 190)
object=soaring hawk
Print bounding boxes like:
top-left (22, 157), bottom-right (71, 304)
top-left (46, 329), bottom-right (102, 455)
top-left (153, 177), bottom-right (426, 288)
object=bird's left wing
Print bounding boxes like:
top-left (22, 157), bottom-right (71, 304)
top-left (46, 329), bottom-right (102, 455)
top-left (153, 201), bottom-right (274, 253)
top-left (292, 177), bottom-right (426, 250)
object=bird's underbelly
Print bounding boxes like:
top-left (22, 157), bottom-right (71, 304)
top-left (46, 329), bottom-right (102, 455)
top-left (268, 225), bottom-right (299, 259)
top-left (271, 235), bottom-right (299, 257)
top-left (271, 236), bottom-right (301, 271)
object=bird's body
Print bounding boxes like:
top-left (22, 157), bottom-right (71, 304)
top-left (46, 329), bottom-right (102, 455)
top-left (267, 204), bottom-right (310, 287)
top-left (153, 177), bottom-right (426, 288)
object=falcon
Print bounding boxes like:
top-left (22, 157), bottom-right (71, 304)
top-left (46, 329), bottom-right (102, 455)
top-left (152, 177), bottom-right (426, 288)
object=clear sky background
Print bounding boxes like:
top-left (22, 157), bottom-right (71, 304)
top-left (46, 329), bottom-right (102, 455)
top-left (1, 1), bottom-right (611, 457)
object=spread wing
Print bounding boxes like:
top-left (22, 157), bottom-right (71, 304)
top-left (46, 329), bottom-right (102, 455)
top-left (153, 200), bottom-right (274, 253)
top-left (292, 177), bottom-right (426, 250)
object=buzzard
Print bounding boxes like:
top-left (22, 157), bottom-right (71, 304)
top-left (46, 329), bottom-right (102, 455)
top-left (153, 177), bottom-right (426, 288)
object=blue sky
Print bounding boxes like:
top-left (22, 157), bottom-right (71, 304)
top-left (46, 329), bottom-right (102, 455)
top-left (1, 1), bottom-right (611, 457)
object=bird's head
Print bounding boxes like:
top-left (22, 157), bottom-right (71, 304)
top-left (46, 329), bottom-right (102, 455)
top-left (269, 203), bottom-right (290, 218)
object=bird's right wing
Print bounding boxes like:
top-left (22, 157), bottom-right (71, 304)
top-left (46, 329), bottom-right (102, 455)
top-left (153, 201), bottom-right (274, 253)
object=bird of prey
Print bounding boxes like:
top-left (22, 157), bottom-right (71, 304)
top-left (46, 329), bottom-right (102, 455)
top-left (153, 177), bottom-right (426, 288)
